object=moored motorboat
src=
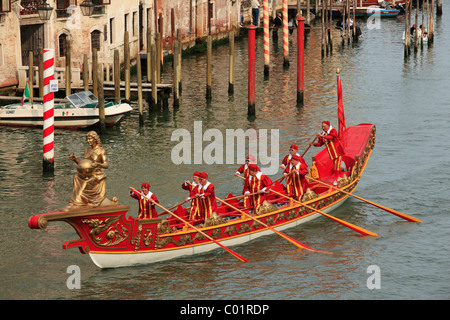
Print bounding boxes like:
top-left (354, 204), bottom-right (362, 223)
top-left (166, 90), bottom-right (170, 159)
top-left (0, 91), bottom-right (132, 129)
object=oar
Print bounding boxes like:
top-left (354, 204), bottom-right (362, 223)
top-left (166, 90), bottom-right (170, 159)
top-left (308, 177), bottom-right (422, 223)
top-left (215, 196), bottom-right (331, 254)
top-left (301, 136), bottom-right (318, 157)
top-left (270, 189), bottom-right (378, 237)
top-left (131, 188), bottom-right (249, 263)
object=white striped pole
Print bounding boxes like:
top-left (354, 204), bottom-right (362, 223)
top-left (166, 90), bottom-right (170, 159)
top-left (282, 0), bottom-right (289, 66)
top-left (263, 0), bottom-right (270, 75)
top-left (43, 49), bottom-right (55, 173)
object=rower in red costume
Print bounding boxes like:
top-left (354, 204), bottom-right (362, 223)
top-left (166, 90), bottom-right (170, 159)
top-left (234, 155), bottom-right (256, 208)
top-left (196, 172), bottom-right (217, 220)
top-left (312, 120), bottom-right (344, 177)
top-left (280, 145), bottom-right (307, 170)
top-left (283, 154), bottom-right (309, 201)
top-left (129, 183), bottom-right (159, 219)
top-left (243, 164), bottom-right (273, 213)
top-left (181, 172), bottom-right (202, 220)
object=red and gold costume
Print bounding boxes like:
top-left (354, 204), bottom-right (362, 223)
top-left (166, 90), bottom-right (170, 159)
top-left (198, 173), bottom-right (217, 220)
top-left (281, 145), bottom-right (307, 168)
top-left (182, 173), bottom-right (202, 220)
top-left (130, 183), bottom-right (159, 219)
top-left (236, 155), bottom-right (256, 208)
top-left (313, 122), bottom-right (344, 174)
top-left (243, 165), bottom-right (273, 212)
top-left (283, 156), bottom-right (309, 201)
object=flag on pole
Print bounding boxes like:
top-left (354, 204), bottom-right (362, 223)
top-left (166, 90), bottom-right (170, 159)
top-left (337, 72), bottom-right (347, 146)
top-left (21, 83), bottom-right (30, 106)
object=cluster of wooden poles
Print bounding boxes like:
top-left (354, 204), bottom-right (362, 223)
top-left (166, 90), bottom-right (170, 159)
top-left (404, 0), bottom-right (441, 57)
top-left (321, 0), bottom-right (359, 57)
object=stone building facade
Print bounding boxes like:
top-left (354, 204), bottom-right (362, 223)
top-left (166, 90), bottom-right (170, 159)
top-left (0, 0), bottom-right (243, 91)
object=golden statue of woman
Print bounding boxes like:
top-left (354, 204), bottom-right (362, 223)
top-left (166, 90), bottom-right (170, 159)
top-left (65, 131), bottom-right (117, 210)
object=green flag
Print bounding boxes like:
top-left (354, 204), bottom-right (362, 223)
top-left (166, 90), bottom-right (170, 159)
top-left (21, 83), bottom-right (30, 106)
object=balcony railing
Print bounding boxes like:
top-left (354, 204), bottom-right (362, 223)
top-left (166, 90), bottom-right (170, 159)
top-left (20, 0), bottom-right (39, 15)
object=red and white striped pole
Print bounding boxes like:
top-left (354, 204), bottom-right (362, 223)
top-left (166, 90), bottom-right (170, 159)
top-left (43, 49), bottom-right (55, 173)
top-left (297, 16), bottom-right (305, 105)
top-left (263, 0), bottom-right (270, 75)
top-left (282, 0), bottom-right (289, 67)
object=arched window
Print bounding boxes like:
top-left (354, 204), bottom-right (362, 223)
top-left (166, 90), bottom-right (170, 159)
top-left (91, 30), bottom-right (101, 52)
top-left (59, 34), bottom-right (68, 57)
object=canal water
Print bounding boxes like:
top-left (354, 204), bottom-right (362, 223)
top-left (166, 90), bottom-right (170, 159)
top-left (1, 11), bottom-right (450, 301)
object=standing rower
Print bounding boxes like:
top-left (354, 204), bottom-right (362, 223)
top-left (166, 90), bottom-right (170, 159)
top-left (182, 172), bottom-right (202, 220)
top-left (243, 164), bottom-right (273, 213)
top-left (129, 183), bottom-right (159, 219)
top-left (283, 155), bottom-right (309, 201)
top-left (312, 121), bottom-right (344, 180)
top-left (195, 172), bottom-right (217, 220)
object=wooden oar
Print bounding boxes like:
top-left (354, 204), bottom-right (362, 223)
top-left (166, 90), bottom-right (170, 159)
top-left (215, 196), bottom-right (331, 254)
top-left (131, 188), bottom-right (249, 263)
top-left (308, 177), bottom-right (422, 223)
top-left (270, 189), bottom-right (378, 237)
top-left (301, 136), bottom-right (318, 157)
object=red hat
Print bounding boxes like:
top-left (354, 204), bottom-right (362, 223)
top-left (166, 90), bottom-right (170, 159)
top-left (322, 120), bottom-right (330, 126)
top-left (248, 164), bottom-right (260, 172)
top-left (199, 172), bottom-right (208, 180)
top-left (141, 182), bottom-right (150, 189)
top-left (291, 155), bottom-right (301, 161)
top-left (290, 144), bottom-right (298, 151)
top-left (246, 154), bottom-right (256, 162)
top-left (193, 171), bottom-right (201, 177)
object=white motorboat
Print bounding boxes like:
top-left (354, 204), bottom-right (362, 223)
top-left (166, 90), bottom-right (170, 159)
top-left (0, 91), bottom-right (132, 129)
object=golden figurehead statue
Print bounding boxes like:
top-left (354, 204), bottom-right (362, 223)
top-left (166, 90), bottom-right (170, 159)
top-left (64, 131), bottom-right (118, 210)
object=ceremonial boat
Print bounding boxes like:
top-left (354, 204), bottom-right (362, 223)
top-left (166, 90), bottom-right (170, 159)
top-left (28, 121), bottom-right (377, 268)
top-left (0, 91), bottom-right (132, 129)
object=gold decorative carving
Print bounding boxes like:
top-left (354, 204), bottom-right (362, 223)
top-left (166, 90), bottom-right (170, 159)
top-left (257, 201), bottom-right (278, 215)
top-left (82, 216), bottom-right (128, 247)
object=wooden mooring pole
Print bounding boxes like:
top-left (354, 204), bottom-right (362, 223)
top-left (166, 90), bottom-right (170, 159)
top-left (228, 30), bottom-right (235, 95)
top-left (173, 37), bottom-right (180, 108)
top-left (114, 49), bottom-right (120, 103)
top-left (136, 52), bottom-right (144, 124)
top-left (124, 31), bottom-right (131, 101)
top-left (248, 25), bottom-right (256, 116)
top-left (263, 0), bottom-right (270, 76)
top-left (297, 16), bottom-right (305, 106)
top-left (206, 35), bottom-right (212, 100)
top-left (97, 65), bottom-right (106, 132)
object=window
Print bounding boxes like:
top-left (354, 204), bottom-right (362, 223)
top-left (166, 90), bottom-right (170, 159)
top-left (91, 30), bottom-right (101, 52)
top-left (0, 0), bottom-right (11, 12)
top-left (59, 34), bottom-right (68, 57)
top-left (132, 11), bottom-right (137, 36)
top-left (109, 17), bottom-right (115, 44)
top-left (56, 0), bottom-right (76, 10)
top-left (124, 13), bottom-right (128, 32)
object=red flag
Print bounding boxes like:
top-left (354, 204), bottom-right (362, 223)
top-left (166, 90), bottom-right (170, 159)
top-left (337, 74), bottom-right (347, 146)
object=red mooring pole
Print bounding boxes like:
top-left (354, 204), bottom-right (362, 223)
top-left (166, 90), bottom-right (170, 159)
top-left (297, 16), bottom-right (305, 105)
top-left (248, 25), bottom-right (256, 116)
